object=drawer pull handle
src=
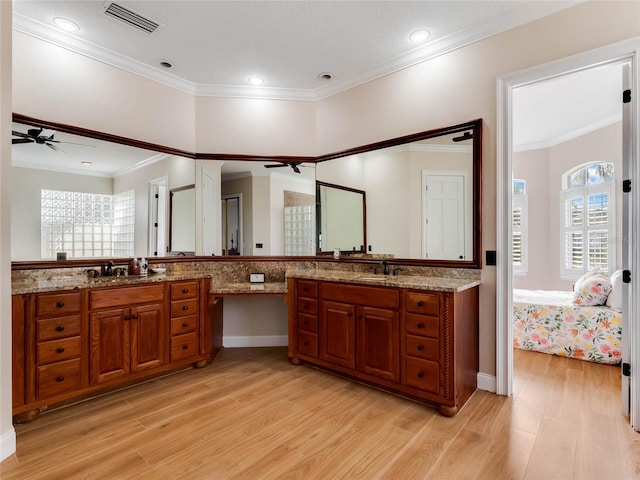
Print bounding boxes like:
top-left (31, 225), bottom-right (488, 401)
top-left (417, 323), bottom-right (425, 329)
top-left (417, 372), bottom-right (424, 379)
top-left (303, 341), bottom-right (309, 346)
top-left (417, 301), bottom-right (425, 307)
top-left (132, 315), bottom-right (139, 319)
top-left (347, 313), bottom-right (352, 318)
top-left (182, 306), bottom-right (189, 311)
top-left (56, 347), bottom-right (65, 353)
top-left (56, 376), bottom-right (65, 382)
top-left (124, 315), bottom-right (131, 321)
top-left (182, 322), bottom-right (189, 328)
top-left (182, 289), bottom-right (189, 294)
top-left (56, 301), bottom-right (65, 308)
top-left (55, 325), bottom-right (65, 332)
top-left (417, 345), bottom-right (424, 351)
top-left (182, 344), bottom-right (189, 350)
top-left (303, 320), bottom-right (308, 325)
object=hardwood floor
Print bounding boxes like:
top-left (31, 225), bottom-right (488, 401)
top-left (2, 347), bottom-right (640, 479)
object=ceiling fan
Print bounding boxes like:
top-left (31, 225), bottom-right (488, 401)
top-left (264, 161), bottom-right (311, 174)
top-left (452, 131), bottom-right (473, 142)
top-left (11, 128), bottom-right (94, 154)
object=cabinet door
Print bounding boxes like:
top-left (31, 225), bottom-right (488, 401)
top-left (131, 303), bottom-right (166, 372)
top-left (357, 307), bottom-right (399, 382)
top-left (320, 301), bottom-right (356, 369)
top-left (90, 308), bottom-right (130, 384)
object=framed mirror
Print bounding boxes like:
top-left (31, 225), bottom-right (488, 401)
top-left (169, 184), bottom-right (195, 254)
top-left (11, 114), bottom-right (195, 262)
top-left (316, 181), bottom-right (366, 253)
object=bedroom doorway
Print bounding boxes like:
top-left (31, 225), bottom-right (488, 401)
top-left (496, 38), bottom-right (640, 429)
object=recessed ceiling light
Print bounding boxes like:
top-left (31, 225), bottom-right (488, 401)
top-left (160, 60), bottom-right (173, 68)
top-left (318, 72), bottom-right (333, 81)
top-left (248, 76), bottom-right (264, 86)
top-left (53, 17), bottom-right (80, 32)
top-left (409, 29), bottom-right (430, 44)
top-left (81, 161), bottom-right (92, 166)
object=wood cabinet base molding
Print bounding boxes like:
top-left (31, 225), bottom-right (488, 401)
top-left (287, 277), bottom-right (479, 416)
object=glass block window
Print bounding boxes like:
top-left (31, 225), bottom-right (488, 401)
top-left (41, 189), bottom-right (135, 259)
top-left (284, 205), bottom-right (315, 256)
top-left (560, 162), bottom-right (614, 279)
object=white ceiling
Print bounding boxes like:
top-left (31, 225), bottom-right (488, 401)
top-left (13, 0), bottom-right (578, 100)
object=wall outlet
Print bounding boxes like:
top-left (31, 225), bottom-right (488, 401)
top-left (250, 273), bottom-right (265, 283)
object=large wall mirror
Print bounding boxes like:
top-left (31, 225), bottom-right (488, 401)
top-left (315, 119), bottom-right (482, 267)
top-left (11, 114), bottom-right (195, 262)
top-left (12, 115), bottom-right (481, 269)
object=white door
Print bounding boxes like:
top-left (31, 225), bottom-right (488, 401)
top-left (422, 173), bottom-right (466, 260)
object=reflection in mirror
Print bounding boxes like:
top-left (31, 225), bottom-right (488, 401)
top-left (315, 121), bottom-right (479, 264)
top-left (11, 119), bottom-right (195, 261)
top-left (220, 160), bottom-right (315, 256)
top-left (316, 182), bottom-right (365, 253)
top-left (169, 185), bottom-right (195, 254)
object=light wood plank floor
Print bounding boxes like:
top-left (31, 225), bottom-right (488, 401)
top-left (2, 347), bottom-right (640, 479)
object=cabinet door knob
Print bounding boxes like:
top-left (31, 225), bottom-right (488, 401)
top-left (56, 301), bottom-right (65, 308)
top-left (417, 323), bottom-right (425, 329)
top-left (347, 313), bottom-right (352, 318)
top-left (182, 344), bottom-right (189, 350)
top-left (55, 325), bottom-right (65, 332)
top-left (417, 372), bottom-right (424, 379)
top-left (303, 341), bottom-right (309, 346)
top-left (182, 322), bottom-right (189, 328)
top-left (182, 305), bottom-right (189, 311)
top-left (56, 347), bottom-right (65, 353)
top-left (417, 301), bottom-right (425, 307)
top-left (124, 315), bottom-right (131, 321)
top-left (182, 289), bottom-right (189, 294)
top-left (417, 344), bottom-right (424, 351)
top-left (132, 314), bottom-right (139, 319)
top-left (56, 376), bottom-right (65, 382)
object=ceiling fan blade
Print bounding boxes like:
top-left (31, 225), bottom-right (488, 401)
top-left (264, 164), bottom-right (288, 168)
top-left (46, 143), bottom-right (67, 154)
top-left (12, 130), bottom-right (31, 139)
top-left (55, 140), bottom-right (96, 148)
top-left (292, 165), bottom-right (301, 173)
top-left (12, 138), bottom-right (34, 144)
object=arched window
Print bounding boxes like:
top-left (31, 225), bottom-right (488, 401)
top-left (560, 162), bottom-right (614, 279)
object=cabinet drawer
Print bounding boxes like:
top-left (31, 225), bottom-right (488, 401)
top-left (171, 315), bottom-right (198, 336)
top-left (37, 315), bottom-right (81, 342)
top-left (171, 299), bottom-right (199, 318)
top-left (405, 313), bottom-right (439, 338)
top-left (89, 284), bottom-right (164, 309)
top-left (404, 357), bottom-right (440, 394)
top-left (297, 298), bottom-right (318, 316)
top-left (297, 280), bottom-right (318, 299)
top-left (37, 336), bottom-right (81, 365)
top-left (36, 292), bottom-right (81, 317)
top-left (405, 292), bottom-right (440, 316)
top-left (322, 283), bottom-right (399, 309)
top-left (405, 335), bottom-right (439, 362)
top-left (171, 333), bottom-right (199, 361)
top-left (297, 313), bottom-right (318, 332)
top-left (37, 358), bottom-right (82, 399)
top-left (171, 282), bottom-right (199, 301)
top-left (297, 330), bottom-right (318, 358)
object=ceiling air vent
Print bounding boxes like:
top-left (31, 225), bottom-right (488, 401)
top-left (102, 2), bottom-right (161, 34)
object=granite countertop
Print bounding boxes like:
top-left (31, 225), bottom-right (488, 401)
top-left (11, 271), bottom-right (209, 295)
top-left (286, 269), bottom-right (479, 293)
top-left (209, 282), bottom-right (288, 295)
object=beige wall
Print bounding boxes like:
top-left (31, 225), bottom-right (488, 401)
top-left (514, 122), bottom-right (623, 291)
top-left (4, 5), bottom-right (640, 455)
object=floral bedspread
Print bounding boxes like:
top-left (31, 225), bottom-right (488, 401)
top-left (513, 289), bottom-right (622, 364)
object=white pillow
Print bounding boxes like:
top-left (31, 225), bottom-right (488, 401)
top-left (573, 273), bottom-right (612, 306)
top-left (606, 270), bottom-right (623, 309)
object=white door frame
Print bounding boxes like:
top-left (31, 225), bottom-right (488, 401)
top-left (496, 37), bottom-right (640, 427)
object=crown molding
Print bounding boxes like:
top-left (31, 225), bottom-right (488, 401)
top-left (13, 2), bottom-right (576, 101)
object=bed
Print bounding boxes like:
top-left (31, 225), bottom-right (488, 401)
top-left (513, 288), bottom-right (622, 364)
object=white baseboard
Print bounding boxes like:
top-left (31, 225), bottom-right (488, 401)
top-left (223, 335), bottom-right (288, 348)
top-left (477, 372), bottom-right (497, 393)
top-left (0, 427), bottom-right (16, 462)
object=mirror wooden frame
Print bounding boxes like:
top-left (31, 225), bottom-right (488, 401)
top-left (11, 113), bottom-right (482, 269)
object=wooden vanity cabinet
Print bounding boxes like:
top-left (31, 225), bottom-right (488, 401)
top-left (289, 278), bottom-right (478, 416)
top-left (12, 278), bottom-right (213, 423)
